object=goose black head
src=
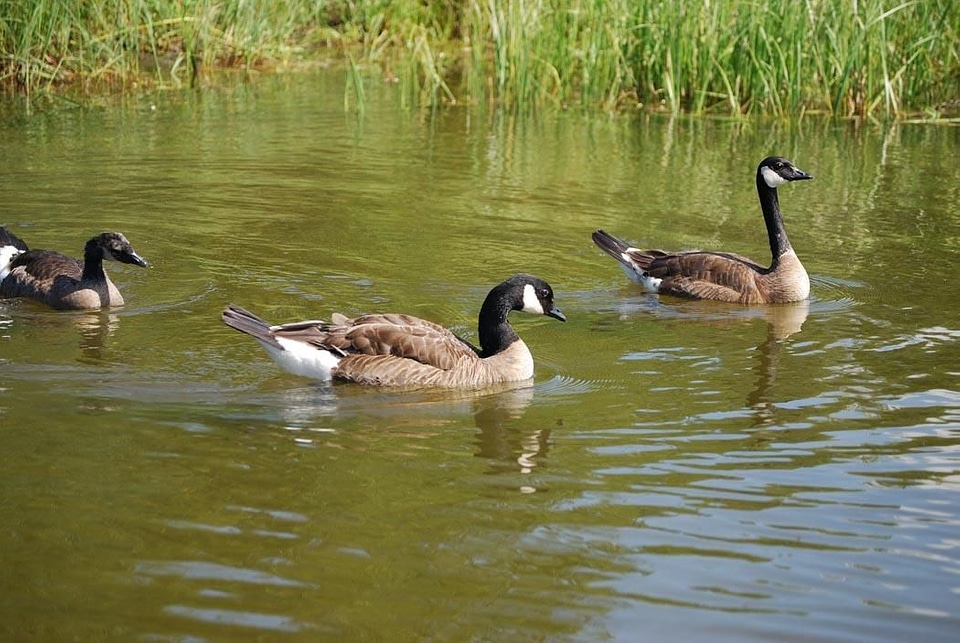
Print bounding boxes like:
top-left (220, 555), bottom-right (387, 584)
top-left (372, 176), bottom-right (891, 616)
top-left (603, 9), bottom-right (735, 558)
top-left (758, 157), bottom-right (813, 189)
top-left (89, 232), bottom-right (149, 267)
top-left (511, 274), bottom-right (566, 322)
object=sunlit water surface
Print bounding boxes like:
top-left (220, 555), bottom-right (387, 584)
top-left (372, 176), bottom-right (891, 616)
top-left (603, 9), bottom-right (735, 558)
top-left (1, 71), bottom-right (959, 641)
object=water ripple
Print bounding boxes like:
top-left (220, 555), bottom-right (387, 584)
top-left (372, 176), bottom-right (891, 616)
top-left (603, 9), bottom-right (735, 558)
top-left (810, 273), bottom-right (868, 311)
top-left (535, 374), bottom-right (614, 396)
top-left (135, 561), bottom-right (313, 588)
top-left (163, 605), bottom-right (314, 633)
top-left (872, 327), bottom-right (960, 353)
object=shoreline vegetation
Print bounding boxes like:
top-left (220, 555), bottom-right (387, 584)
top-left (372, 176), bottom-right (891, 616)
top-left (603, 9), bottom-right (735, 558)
top-left (2, 0), bottom-right (957, 118)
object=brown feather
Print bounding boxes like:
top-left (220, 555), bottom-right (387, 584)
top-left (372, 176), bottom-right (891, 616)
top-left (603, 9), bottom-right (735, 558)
top-left (332, 341), bottom-right (531, 387)
top-left (273, 313), bottom-right (479, 370)
top-left (647, 251), bottom-right (768, 303)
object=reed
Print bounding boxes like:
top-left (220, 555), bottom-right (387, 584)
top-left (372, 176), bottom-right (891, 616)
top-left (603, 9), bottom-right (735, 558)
top-left (1, 0), bottom-right (957, 118)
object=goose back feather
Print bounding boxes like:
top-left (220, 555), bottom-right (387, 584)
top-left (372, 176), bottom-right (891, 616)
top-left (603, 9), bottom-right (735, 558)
top-left (222, 274), bottom-right (566, 388)
top-left (592, 157), bottom-right (812, 304)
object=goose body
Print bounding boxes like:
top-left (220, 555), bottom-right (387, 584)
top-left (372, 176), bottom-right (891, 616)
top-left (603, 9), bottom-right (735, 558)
top-left (222, 274), bottom-right (566, 388)
top-left (0, 229), bottom-right (148, 310)
top-left (592, 157), bottom-right (813, 304)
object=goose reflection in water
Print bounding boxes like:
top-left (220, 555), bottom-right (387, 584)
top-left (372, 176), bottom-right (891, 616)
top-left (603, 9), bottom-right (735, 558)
top-left (609, 294), bottom-right (811, 432)
top-left (0, 304), bottom-right (122, 363)
top-left (269, 379), bottom-right (548, 490)
top-left (616, 294), bottom-right (810, 341)
top-left (74, 312), bottom-right (122, 362)
top-left (746, 300), bottom-right (810, 429)
top-left (470, 384), bottom-right (553, 492)
top-left (649, 299), bottom-right (811, 429)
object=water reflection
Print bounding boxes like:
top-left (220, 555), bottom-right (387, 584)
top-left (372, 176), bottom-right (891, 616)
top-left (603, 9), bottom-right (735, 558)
top-left (471, 384), bottom-right (552, 491)
top-left (747, 302), bottom-right (810, 428)
top-left (0, 302), bottom-right (122, 362)
top-left (74, 312), bottom-right (121, 361)
top-left (602, 294), bottom-right (812, 429)
top-left (611, 294), bottom-right (810, 340)
top-left (271, 378), bottom-right (536, 428)
top-left (267, 379), bottom-right (551, 489)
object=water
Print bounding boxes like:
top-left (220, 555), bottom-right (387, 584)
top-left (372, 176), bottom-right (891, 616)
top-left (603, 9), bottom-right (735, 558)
top-left (2, 70), bottom-right (959, 641)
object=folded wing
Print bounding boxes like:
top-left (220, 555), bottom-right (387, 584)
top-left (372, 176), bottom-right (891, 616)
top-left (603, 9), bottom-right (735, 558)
top-left (645, 251), bottom-right (767, 303)
top-left (272, 312), bottom-right (481, 376)
top-left (1, 251), bottom-right (83, 299)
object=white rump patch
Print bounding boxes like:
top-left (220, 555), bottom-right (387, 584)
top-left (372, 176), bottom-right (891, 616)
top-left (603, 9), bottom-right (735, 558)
top-left (260, 337), bottom-right (341, 380)
top-left (521, 283), bottom-right (545, 314)
top-left (613, 250), bottom-right (660, 292)
top-left (761, 166), bottom-right (787, 188)
top-left (0, 245), bottom-right (23, 282)
top-left (614, 252), bottom-right (645, 285)
top-left (639, 273), bottom-right (662, 293)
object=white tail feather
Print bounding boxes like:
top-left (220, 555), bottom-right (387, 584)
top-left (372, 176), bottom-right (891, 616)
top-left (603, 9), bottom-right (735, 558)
top-left (261, 337), bottom-right (341, 380)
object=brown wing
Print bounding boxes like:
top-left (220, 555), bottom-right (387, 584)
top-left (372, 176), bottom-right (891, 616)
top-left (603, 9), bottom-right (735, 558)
top-left (272, 312), bottom-right (480, 371)
top-left (0, 250), bottom-right (82, 299)
top-left (648, 251), bottom-right (767, 304)
top-left (330, 352), bottom-right (479, 387)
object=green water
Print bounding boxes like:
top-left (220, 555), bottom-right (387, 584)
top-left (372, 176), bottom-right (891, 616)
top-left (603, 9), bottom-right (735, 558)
top-left (1, 71), bottom-right (959, 641)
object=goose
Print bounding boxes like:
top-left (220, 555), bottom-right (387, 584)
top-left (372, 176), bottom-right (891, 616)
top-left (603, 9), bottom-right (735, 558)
top-left (592, 156), bottom-right (813, 304)
top-left (0, 228), bottom-right (148, 310)
top-left (222, 274), bottom-right (566, 388)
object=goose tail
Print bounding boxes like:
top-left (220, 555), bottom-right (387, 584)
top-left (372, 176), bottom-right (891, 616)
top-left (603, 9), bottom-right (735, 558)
top-left (222, 305), bottom-right (285, 350)
top-left (592, 229), bottom-right (654, 286)
top-left (222, 305), bottom-right (341, 381)
top-left (591, 229), bottom-right (631, 259)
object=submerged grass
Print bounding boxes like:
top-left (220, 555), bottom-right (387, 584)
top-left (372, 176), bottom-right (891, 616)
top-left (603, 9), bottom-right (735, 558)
top-left (1, 0), bottom-right (957, 118)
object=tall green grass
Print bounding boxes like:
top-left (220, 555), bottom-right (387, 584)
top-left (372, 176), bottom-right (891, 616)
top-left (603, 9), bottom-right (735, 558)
top-left (2, 0), bottom-right (957, 117)
top-left (0, 0), bottom-right (342, 91)
top-left (454, 0), bottom-right (959, 117)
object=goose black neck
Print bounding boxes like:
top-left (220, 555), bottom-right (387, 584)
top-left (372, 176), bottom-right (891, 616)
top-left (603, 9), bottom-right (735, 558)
top-left (756, 172), bottom-right (792, 264)
top-left (477, 286), bottom-right (520, 358)
top-left (81, 240), bottom-right (106, 282)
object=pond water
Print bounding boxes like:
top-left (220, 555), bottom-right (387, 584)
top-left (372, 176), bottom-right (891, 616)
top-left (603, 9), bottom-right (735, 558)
top-left (1, 69), bottom-right (959, 641)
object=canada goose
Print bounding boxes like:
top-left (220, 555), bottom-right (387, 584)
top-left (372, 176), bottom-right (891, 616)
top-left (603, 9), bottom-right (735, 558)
top-left (0, 228), bottom-right (148, 310)
top-left (222, 274), bottom-right (566, 388)
top-left (592, 156), bottom-right (813, 304)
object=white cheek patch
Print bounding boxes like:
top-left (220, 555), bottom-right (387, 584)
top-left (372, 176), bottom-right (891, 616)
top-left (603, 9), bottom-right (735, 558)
top-left (0, 245), bottom-right (23, 281)
top-left (521, 283), bottom-right (545, 314)
top-left (761, 166), bottom-right (787, 188)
